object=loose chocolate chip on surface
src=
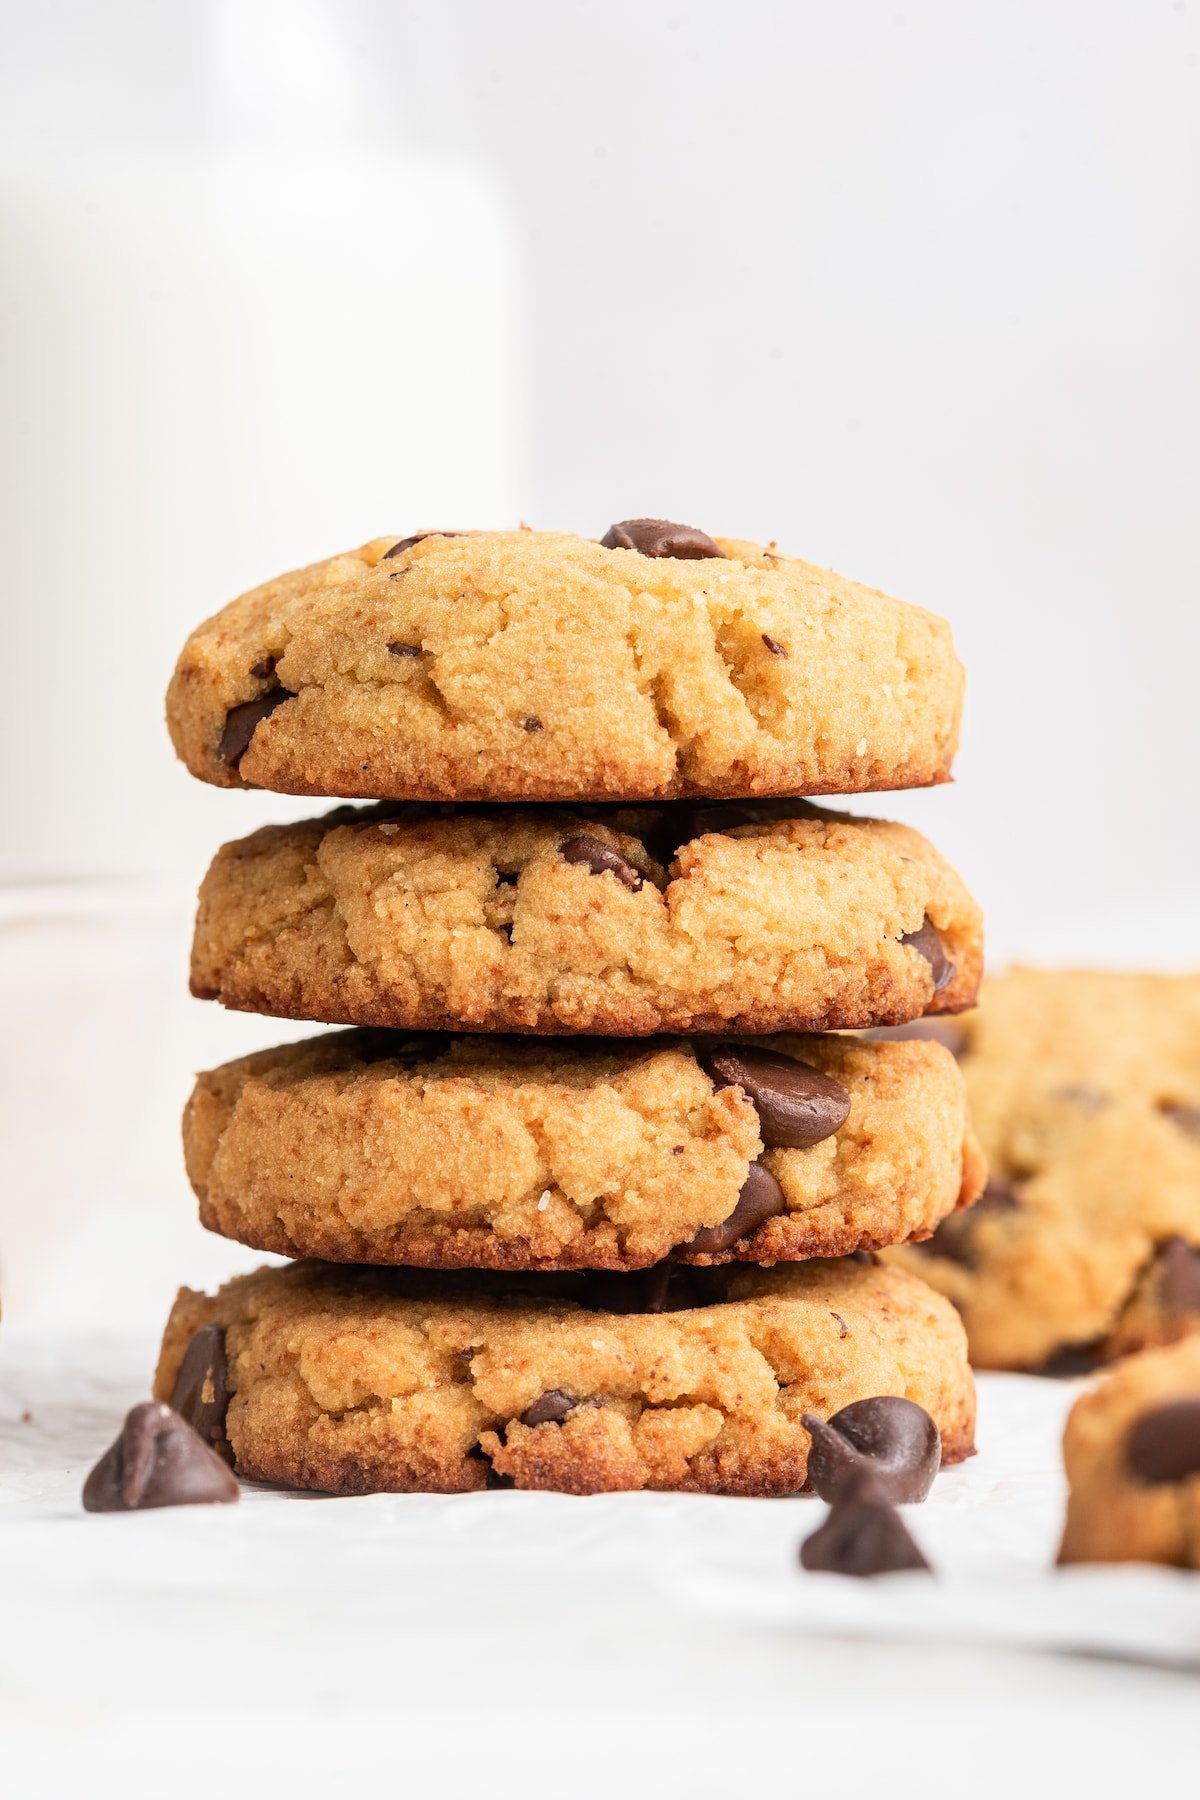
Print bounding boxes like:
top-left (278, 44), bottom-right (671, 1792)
top-left (1156, 1238), bottom-right (1200, 1312)
top-left (387, 641), bottom-right (422, 658)
top-left (82, 1403), bottom-right (239, 1512)
top-left (383, 531), bottom-right (464, 558)
top-left (1126, 1399), bottom-right (1200, 1484)
top-left (681, 1160), bottom-right (787, 1255)
top-left (217, 689), bottom-right (294, 768)
top-left (916, 1176), bottom-right (1022, 1268)
top-left (519, 1390), bottom-right (576, 1428)
top-left (799, 1476), bottom-right (931, 1577)
top-left (1161, 1100), bottom-right (1200, 1139)
top-left (249, 655), bottom-right (277, 680)
top-left (700, 1044), bottom-right (851, 1148)
top-left (600, 519), bottom-right (725, 559)
top-left (899, 917), bottom-right (955, 993)
top-left (761, 633), bottom-right (788, 657)
top-left (560, 833), bottom-right (643, 891)
top-left (801, 1396), bottom-right (941, 1504)
top-left (168, 1325), bottom-right (230, 1456)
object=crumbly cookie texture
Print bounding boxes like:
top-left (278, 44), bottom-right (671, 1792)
top-left (154, 1259), bottom-right (975, 1497)
top-left (189, 800), bottom-right (982, 1037)
top-left (1059, 1339), bottom-right (1200, 1567)
top-left (184, 1029), bottom-right (984, 1270)
top-left (884, 969), bottom-right (1200, 1370)
top-left (166, 529), bottom-right (964, 803)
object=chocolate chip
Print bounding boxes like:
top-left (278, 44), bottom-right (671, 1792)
top-left (916, 1176), bottom-right (1022, 1268)
top-left (519, 1390), bottom-right (576, 1427)
top-left (600, 519), bottom-right (725, 559)
top-left (1126, 1400), bottom-right (1200, 1484)
top-left (860, 1017), bottom-right (970, 1056)
top-left (799, 1475), bottom-right (931, 1577)
top-left (383, 531), bottom-right (464, 558)
top-left (249, 655), bottom-right (277, 680)
top-left (217, 689), bottom-right (294, 768)
top-left (900, 917), bottom-right (955, 994)
top-left (82, 1403), bottom-right (239, 1512)
top-left (523, 715), bottom-right (544, 732)
top-left (387, 641), bottom-right (421, 658)
top-left (1155, 1238), bottom-right (1200, 1312)
top-left (560, 833), bottom-right (643, 891)
top-left (699, 1044), bottom-right (851, 1149)
top-left (761, 633), bottom-right (788, 657)
top-left (681, 1160), bottom-right (787, 1255)
top-left (168, 1326), bottom-right (230, 1458)
top-left (1161, 1100), bottom-right (1200, 1139)
top-left (802, 1397), bottom-right (941, 1504)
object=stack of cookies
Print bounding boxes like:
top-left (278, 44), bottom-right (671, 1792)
top-left (156, 520), bottom-right (984, 1498)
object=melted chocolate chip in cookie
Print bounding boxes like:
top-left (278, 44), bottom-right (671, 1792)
top-left (600, 519), bottom-right (725, 560)
top-left (169, 1326), bottom-right (231, 1459)
top-left (559, 833), bottom-right (643, 891)
top-left (680, 1160), bottom-right (787, 1255)
top-left (1156, 1238), bottom-right (1200, 1313)
top-left (1126, 1400), bottom-right (1200, 1484)
top-left (900, 917), bottom-right (956, 993)
top-left (519, 1390), bottom-right (576, 1427)
top-left (83, 1403), bottom-right (239, 1512)
top-left (383, 531), bottom-right (465, 559)
top-left (218, 689), bottom-right (295, 769)
top-left (699, 1044), bottom-right (851, 1148)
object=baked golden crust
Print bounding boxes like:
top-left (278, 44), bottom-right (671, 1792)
top-left (184, 1029), bottom-right (984, 1270)
top-left (885, 969), bottom-right (1200, 1370)
top-left (189, 801), bottom-right (983, 1037)
top-left (154, 1259), bottom-right (976, 1497)
top-left (166, 530), bottom-right (964, 803)
top-left (1058, 1339), bottom-right (1200, 1566)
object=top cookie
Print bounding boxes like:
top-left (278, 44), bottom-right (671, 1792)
top-left (166, 524), bottom-right (965, 803)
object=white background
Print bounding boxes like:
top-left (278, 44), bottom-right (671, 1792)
top-left (1, 5), bottom-right (1198, 1789)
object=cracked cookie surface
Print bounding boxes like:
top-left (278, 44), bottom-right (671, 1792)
top-left (1059, 1338), bottom-right (1200, 1567)
top-left (154, 1258), bottom-right (975, 1496)
top-left (166, 528), bottom-right (964, 803)
top-left (184, 1029), bottom-right (984, 1269)
top-left (189, 800), bottom-right (983, 1036)
top-left (884, 969), bottom-right (1200, 1370)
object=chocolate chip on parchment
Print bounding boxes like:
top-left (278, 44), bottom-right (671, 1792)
top-left (900, 916), bottom-right (955, 993)
top-left (1126, 1399), bottom-right (1200, 1485)
top-left (249, 655), bottom-right (277, 680)
top-left (600, 519), bottom-right (725, 560)
top-left (82, 1403), bottom-right (239, 1512)
top-left (519, 1390), bottom-right (576, 1427)
top-left (681, 1160), bottom-right (787, 1256)
top-left (799, 1476), bottom-right (931, 1577)
top-left (383, 531), bottom-right (464, 559)
top-left (168, 1325), bottom-right (231, 1457)
top-left (217, 689), bottom-right (294, 768)
top-left (1155, 1238), bottom-right (1200, 1312)
top-left (560, 833), bottom-right (643, 891)
top-left (387, 641), bottom-right (422, 658)
top-left (699, 1044), bottom-right (851, 1149)
top-left (802, 1397), bottom-right (941, 1505)
top-left (761, 633), bottom-right (788, 657)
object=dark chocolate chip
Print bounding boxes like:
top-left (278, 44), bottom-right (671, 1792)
top-left (860, 1017), bottom-right (970, 1057)
top-left (523, 715), bottom-right (544, 733)
top-left (1161, 1100), bottom-right (1200, 1139)
top-left (217, 689), bottom-right (294, 768)
top-left (168, 1326), bottom-right (230, 1457)
top-left (900, 917), bottom-right (955, 994)
top-left (1126, 1399), bottom-right (1200, 1484)
top-left (761, 633), bottom-right (788, 657)
top-left (387, 641), bottom-right (422, 658)
top-left (383, 531), bottom-right (464, 558)
top-left (1156, 1238), bottom-right (1200, 1313)
top-left (681, 1160), bottom-right (787, 1256)
top-left (802, 1396), bottom-right (941, 1505)
top-left (82, 1403), bottom-right (239, 1512)
top-left (916, 1176), bottom-right (1022, 1269)
top-left (560, 833), bottom-right (643, 891)
top-left (700, 1044), bottom-right (851, 1149)
top-left (600, 519), bottom-right (725, 560)
top-left (519, 1390), bottom-right (576, 1427)
top-left (799, 1475), bottom-right (931, 1577)
top-left (249, 655), bottom-right (277, 680)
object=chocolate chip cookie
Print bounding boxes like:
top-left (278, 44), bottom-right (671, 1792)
top-left (154, 1258), bottom-right (976, 1496)
top-left (166, 526), bottom-right (965, 803)
top-left (190, 800), bottom-right (982, 1036)
top-left (183, 1029), bottom-right (984, 1270)
top-left (884, 969), bottom-right (1200, 1370)
top-left (1059, 1338), bottom-right (1200, 1567)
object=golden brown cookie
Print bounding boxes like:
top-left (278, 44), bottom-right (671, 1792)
top-left (183, 1029), bottom-right (985, 1270)
top-left (1059, 1339), bottom-right (1200, 1567)
top-left (166, 526), bottom-right (964, 804)
top-left (883, 969), bottom-right (1200, 1370)
top-left (154, 1258), bottom-right (976, 1497)
top-left (190, 800), bottom-right (982, 1037)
